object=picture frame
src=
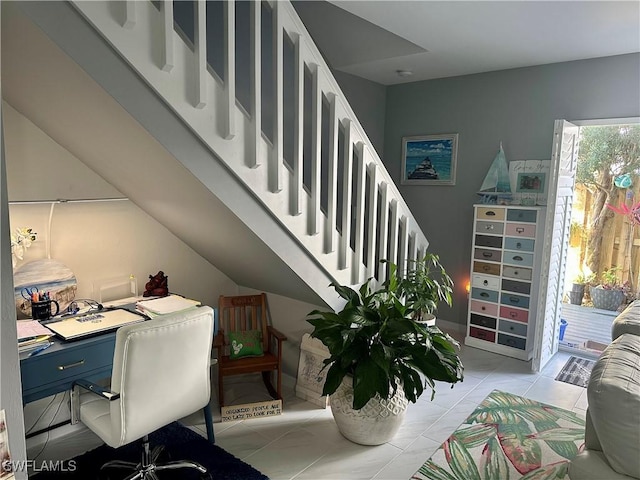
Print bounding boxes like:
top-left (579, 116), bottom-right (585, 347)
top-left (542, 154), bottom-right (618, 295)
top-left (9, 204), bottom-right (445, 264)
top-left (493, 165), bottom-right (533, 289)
top-left (515, 172), bottom-right (546, 193)
top-left (401, 134), bottom-right (458, 186)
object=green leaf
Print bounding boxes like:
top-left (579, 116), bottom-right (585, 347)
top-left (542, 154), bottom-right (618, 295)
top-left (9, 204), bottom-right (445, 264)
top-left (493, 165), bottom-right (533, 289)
top-left (417, 460), bottom-right (458, 480)
top-left (444, 435), bottom-right (481, 480)
top-left (481, 436), bottom-right (511, 480)
top-left (353, 358), bottom-right (387, 409)
top-left (454, 424), bottom-right (497, 449)
top-left (322, 362), bottom-right (347, 396)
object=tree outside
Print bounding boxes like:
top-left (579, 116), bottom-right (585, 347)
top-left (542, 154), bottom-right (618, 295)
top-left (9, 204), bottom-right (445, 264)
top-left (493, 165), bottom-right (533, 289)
top-left (567, 124), bottom-right (640, 303)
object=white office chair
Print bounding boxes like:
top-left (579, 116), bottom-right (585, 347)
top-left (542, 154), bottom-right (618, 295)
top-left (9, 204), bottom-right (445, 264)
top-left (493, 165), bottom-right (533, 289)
top-left (72, 306), bottom-right (215, 480)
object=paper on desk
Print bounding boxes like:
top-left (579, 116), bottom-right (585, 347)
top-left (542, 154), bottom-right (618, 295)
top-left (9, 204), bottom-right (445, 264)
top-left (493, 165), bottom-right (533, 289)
top-left (17, 320), bottom-right (54, 340)
top-left (136, 294), bottom-right (200, 315)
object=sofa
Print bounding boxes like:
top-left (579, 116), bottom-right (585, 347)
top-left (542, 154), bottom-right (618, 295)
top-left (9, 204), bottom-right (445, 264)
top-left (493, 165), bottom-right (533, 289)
top-left (568, 300), bottom-right (640, 479)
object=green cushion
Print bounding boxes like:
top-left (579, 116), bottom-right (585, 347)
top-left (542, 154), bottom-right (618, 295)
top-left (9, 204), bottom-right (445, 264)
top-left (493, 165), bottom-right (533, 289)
top-left (228, 330), bottom-right (264, 359)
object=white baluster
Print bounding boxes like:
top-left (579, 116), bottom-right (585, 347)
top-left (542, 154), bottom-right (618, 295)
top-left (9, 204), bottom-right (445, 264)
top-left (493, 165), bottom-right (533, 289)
top-left (162, 0), bottom-right (174, 72)
top-left (325, 93), bottom-right (338, 254)
top-left (123, 0), bottom-right (136, 29)
top-left (366, 162), bottom-right (379, 279)
top-left (351, 143), bottom-right (366, 285)
top-left (271, 1), bottom-right (283, 193)
top-left (250, 0), bottom-right (261, 167)
top-left (398, 215), bottom-right (409, 275)
top-left (377, 182), bottom-right (389, 283)
top-left (224, 0), bottom-right (236, 139)
top-left (339, 120), bottom-right (353, 270)
top-left (291, 33), bottom-right (304, 215)
top-left (388, 199), bottom-right (399, 268)
top-left (309, 63), bottom-right (321, 236)
top-left (194, 0), bottom-right (207, 109)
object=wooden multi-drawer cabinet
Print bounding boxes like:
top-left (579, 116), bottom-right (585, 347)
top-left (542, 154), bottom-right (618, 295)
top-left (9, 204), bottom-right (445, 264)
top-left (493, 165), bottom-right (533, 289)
top-left (465, 204), bottom-right (546, 360)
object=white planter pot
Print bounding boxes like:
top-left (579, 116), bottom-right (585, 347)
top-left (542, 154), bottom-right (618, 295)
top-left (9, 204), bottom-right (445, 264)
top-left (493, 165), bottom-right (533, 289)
top-left (329, 375), bottom-right (408, 445)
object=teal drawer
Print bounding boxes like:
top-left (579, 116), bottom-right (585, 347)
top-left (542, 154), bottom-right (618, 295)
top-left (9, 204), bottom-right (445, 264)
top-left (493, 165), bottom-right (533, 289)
top-left (471, 288), bottom-right (499, 303)
top-left (503, 251), bottom-right (534, 267)
top-left (507, 209), bottom-right (537, 223)
top-left (504, 237), bottom-right (535, 252)
top-left (21, 335), bottom-right (115, 402)
top-left (499, 319), bottom-right (528, 337)
top-left (501, 292), bottom-right (530, 309)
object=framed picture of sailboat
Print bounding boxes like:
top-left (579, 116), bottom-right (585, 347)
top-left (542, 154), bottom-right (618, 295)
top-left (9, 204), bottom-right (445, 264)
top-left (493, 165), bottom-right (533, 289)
top-left (401, 134), bottom-right (458, 186)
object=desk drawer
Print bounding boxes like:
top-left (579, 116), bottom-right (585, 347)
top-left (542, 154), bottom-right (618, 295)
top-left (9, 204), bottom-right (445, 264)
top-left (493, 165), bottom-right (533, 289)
top-left (500, 306), bottom-right (529, 323)
top-left (504, 237), bottom-right (535, 252)
top-left (471, 288), bottom-right (499, 303)
top-left (503, 252), bottom-right (534, 267)
top-left (505, 223), bottom-right (536, 238)
top-left (470, 300), bottom-right (498, 317)
top-left (469, 326), bottom-right (496, 343)
top-left (21, 337), bottom-right (115, 393)
top-left (471, 273), bottom-right (500, 290)
top-left (501, 292), bottom-right (530, 309)
top-left (498, 333), bottom-right (527, 350)
top-left (499, 319), bottom-right (528, 337)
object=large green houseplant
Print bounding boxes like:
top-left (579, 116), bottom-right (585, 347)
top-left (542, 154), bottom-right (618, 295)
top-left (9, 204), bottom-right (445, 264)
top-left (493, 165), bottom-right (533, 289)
top-left (307, 253), bottom-right (464, 444)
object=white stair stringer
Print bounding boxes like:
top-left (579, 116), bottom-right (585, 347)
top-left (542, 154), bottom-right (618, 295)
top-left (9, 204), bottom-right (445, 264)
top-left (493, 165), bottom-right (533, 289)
top-left (68, 1), bottom-right (429, 294)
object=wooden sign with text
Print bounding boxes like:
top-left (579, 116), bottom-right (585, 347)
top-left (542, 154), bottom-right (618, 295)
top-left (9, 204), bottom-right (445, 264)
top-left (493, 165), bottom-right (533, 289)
top-left (220, 399), bottom-right (282, 422)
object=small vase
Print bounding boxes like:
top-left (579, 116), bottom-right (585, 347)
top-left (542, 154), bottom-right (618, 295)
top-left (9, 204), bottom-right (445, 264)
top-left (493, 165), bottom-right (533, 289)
top-left (590, 287), bottom-right (624, 311)
top-left (569, 283), bottom-right (585, 305)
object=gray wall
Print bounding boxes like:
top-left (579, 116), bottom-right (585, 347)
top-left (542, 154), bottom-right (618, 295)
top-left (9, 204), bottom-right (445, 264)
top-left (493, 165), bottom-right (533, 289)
top-left (333, 70), bottom-right (387, 158)
top-left (383, 53), bottom-right (640, 326)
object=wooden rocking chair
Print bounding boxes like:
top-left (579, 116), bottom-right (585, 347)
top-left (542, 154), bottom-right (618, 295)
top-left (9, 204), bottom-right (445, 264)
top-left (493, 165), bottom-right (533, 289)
top-left (213, 293), bottom-right (287, 407)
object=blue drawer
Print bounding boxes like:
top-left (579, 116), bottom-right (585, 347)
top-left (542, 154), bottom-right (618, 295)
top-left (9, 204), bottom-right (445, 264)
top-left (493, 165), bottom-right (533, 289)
top-left (504, 237), bottom-right (535, 252)
top-left (499, 319), bottom-right (528, 337)
top-left (471, 288), bottom-right (499, 303)
top-left (21, 335), bottom-right (115, 403)
top-left (498, 333), bottom-right (527, 350)
top-left (503, 251), bottom-right (534, 267)
top-left (507, 209), bottom-right (537, 223)
top-left (500, 292), bottom-right (530, 309)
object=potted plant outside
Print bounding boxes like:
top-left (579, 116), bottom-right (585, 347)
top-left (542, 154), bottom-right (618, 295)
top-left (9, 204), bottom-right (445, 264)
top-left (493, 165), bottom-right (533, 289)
top-left (591, 267), bottom-right (628, 311)
top-left (306, 253), bottom-right (464, 445)
top-left (568, 272), bottom-right (594, 306)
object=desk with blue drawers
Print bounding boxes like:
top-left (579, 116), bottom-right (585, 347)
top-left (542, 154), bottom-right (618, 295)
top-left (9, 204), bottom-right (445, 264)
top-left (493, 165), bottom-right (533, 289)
top-left (19, 324), bottom-right (215, 443)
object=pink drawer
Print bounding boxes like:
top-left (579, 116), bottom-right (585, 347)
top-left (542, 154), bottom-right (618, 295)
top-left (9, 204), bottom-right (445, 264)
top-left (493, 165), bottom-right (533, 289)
top-left (469, 326), bottom-right (496, 343)
top-left (505, 223), bottom-right (536, 238)
top-left (470, 300), bottom-right (498, 316)
top-left (500, 306), bottom-right (529, 323)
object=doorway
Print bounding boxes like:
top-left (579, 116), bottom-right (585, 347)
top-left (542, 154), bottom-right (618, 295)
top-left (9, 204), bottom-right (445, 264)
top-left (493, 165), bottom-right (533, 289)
top-left (560, 121), bottom-right (640, 357)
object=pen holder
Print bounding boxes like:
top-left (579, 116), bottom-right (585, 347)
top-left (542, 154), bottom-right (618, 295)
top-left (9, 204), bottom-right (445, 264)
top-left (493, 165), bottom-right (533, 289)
top-left (31, 299), bottom-right (60, 321)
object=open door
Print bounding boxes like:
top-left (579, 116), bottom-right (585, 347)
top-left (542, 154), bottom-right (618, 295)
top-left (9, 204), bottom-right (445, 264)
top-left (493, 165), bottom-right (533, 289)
top-left (532, 120), bottom-right (580, 372)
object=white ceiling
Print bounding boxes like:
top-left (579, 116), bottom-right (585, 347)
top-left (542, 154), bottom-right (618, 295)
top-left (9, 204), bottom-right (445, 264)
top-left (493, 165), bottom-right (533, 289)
top-left (293, 1), bottom-right (640, 85)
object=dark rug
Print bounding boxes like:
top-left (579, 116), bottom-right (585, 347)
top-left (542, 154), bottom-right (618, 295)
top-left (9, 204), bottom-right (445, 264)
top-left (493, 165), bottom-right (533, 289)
top-left (32, 422), bottom-right (269, 479)
top-left (555, 356), bottom-right (596, 388)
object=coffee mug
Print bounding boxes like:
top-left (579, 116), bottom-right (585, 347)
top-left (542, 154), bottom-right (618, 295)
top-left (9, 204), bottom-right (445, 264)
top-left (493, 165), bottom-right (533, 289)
top-left (31, 299), bottom-right (60, 321)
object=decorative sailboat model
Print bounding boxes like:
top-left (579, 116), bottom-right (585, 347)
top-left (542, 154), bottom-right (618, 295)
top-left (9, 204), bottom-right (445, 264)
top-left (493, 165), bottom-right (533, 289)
top-left (477, 143), bottom-right (513, 204)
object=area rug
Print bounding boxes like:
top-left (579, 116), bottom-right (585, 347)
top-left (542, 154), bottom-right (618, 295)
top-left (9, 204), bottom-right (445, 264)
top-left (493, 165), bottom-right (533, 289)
top-left (412, 390), bottom-right (585, 480)
top-left (555, 356), bottom-right (596, 388)
top-left (32, 422), bottom-right (269, 479)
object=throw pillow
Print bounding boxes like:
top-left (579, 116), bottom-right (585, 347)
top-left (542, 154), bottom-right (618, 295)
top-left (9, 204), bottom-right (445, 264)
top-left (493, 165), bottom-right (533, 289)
top-left (228, 330), bottom-right (264, 359)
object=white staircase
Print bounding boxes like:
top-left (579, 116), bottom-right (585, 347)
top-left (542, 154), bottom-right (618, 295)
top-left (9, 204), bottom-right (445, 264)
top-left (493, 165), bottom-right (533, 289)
top-left (58, 1), bottom-right (429, 305)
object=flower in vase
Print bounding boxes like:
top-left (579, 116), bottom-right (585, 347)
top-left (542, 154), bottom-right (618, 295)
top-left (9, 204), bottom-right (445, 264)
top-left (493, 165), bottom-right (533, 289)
top-left (10, 227), bottom-right (37, 267)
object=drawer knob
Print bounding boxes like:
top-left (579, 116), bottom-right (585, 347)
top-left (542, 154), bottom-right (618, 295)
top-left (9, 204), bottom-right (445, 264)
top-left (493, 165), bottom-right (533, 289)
top-left (58, 360), bottom-right (85, 371)
top-left (485, 225), bottom-right (494, 230)
top-left (486, 211), bottom-right (496, 216)
top-left (480, 292), bottom-right (489, 298)
top-left (516, 242), bottom-right (522, 249)
top-left (482, 252), bottom-right (492, 258)
top-left (513, 256), bottom-right (523, 262)
top-left (516, 227), bottom-right (525, 234)
top-left (483, 280), bottom-right (488, 285)
top-left (481, 306), bottom-right (486, 310)
top-left (510, 297), bottom-right (519, 303)
top-left (483, 266), bottom-right (490, 271)
top-left (510, 312), bottom-right (517, 318)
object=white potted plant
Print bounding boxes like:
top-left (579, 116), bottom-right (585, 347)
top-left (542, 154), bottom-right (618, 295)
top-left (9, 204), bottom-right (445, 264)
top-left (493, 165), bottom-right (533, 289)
top-left (306, 254), bottom-right (463, 445)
